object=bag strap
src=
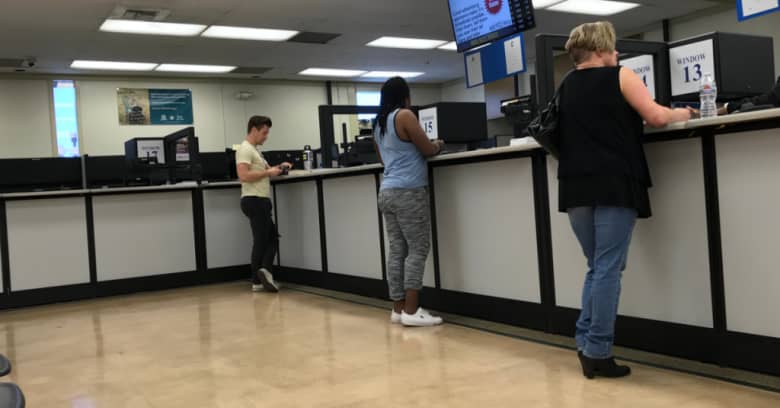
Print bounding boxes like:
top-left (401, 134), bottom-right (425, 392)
top-left (551, 69), bottom-right (576, 105)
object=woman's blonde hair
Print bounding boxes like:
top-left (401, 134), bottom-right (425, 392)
top-left (565, 21), bottom-right (617, 64)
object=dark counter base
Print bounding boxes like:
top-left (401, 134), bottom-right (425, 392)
top-left (0, 266), bottom-right (247, 311)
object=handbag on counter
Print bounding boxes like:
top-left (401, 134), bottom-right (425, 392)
top-left (526, 70), bottom-right (574, 159)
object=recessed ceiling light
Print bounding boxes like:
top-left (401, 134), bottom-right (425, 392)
top-left (532, 0), bottom-right (566, 8)
top-left (99, 19), bottom-right (207, 37)
top-left (367, 36), bottom-right (447, 50)
top-left (546, 0), bottom-right (639, 16)
top-left (155, 64), bottom-right (237, 73)
top-left (438, 42), bottom-right (458, 51)
top-left (299, 68), bottom-right (367, 77)
top-left (201, 26), bottom-right (299, 41)
top-left (71, 60), bottom-right (158, 71)
top-left (362, 71), bottom-right (424, 79)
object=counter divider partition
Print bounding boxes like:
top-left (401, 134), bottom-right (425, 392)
top-left (0, 199), bottom-right (10, 295)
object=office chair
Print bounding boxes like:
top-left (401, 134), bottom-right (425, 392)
top-left (0, 354), bottom-right (25, 408)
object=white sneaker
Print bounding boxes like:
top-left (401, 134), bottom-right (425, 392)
top-left (390, 310), bottom-right (402, 324)
top-left (401, 308), bottom-right (443, 327)
top-left (257, 268), bottom-right (279, 293)
top-left (252, 284), bottom-right (265, 292)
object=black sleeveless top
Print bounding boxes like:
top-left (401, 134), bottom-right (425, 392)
top-left (557, 66), bottom-right (652, 218)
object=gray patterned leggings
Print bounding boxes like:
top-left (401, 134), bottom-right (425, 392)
top-left (378, 188), bottom-right (431, 301)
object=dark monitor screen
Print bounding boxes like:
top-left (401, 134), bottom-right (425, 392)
top-left (163, 127), bottom-right (196, 163)
top-left (200, 152), bottom-right (232, 181)
top-left (128, 138), bottom-right (166, 165)
top-left (448, 0), bottom-right (535, 52)
top-left (0, 157), bottom-right (82, 192)
top-left (263, 150), bottom-right (304, 170)
top-left (85, 155), bottom-right (126, 188)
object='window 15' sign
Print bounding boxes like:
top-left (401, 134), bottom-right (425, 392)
top-left (418, 107), bottom-right (439, 140)
top-left (669, 39), bottom-right (716, 97)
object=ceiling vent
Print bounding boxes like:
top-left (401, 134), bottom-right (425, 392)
top-left (232, 67), bottom-right (273, 75)
top-left (289, 32), bottom-right (341, 44)
top-left (109, 6), bottom-right (171, 21)
top-left (0, 58), bottom-right (35, 72)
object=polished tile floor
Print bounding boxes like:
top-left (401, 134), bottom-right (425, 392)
top-left (1, 283), bottom-right (778, 407)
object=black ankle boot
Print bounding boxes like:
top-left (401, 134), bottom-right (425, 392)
top-left (578, 353), bottom-right (631, 379)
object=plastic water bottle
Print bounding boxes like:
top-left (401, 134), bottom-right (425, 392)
top-left (303, 145), bottom-right (313, 171)
top-left (699, 73), bottom-right (718, 119)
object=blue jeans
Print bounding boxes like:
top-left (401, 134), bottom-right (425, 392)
top-left (568, 206), bottom-right (637, 359)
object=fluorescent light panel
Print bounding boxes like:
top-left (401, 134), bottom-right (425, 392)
top-left (367, 36), bottom-right (447, 50)
top-left (71, 60), bottom-right (158, 71)
top-left (100, 19), bottom-right (207, 36)
top-left (438, 42), bottom-right (458, 51)
top-left (201, 25), bottom-right (299, 41)
top-left (532, 0), bottom-right (565, 7)
top-left (362, 71), bottom-right (424, 78)
top-left (299, 68), bottom-right (367, 77)
top-left (546, 0), bottom-right (640, 16)
top-left (155, 64), bottom-right (236, 73)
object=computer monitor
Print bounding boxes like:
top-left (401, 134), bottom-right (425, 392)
top-left (0, 157), bottom-right (82, 192)
top-left (200, 152), bottom-right (232, 181)
top-left (125, 138), bottom-right (166, 166)
top-left (264, 150), bottom-right (305, 170)
top-left (163, 127), bottom-right (199, 164)
top-left (85, 155), bottom-right (126, 188)
top-left (417, 102), bottom-right (488, 143)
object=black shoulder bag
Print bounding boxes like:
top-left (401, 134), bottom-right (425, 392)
top-left (526, 70), bottom-right (574, 159)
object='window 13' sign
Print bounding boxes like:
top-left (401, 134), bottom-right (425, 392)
top-left (669, 39), bottom-right (716, 97)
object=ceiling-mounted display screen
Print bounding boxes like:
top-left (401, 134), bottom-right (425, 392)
top-left (447, 0), bottom-right (536, 52)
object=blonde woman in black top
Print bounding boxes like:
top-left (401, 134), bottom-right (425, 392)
top-left (557, 21), bottom-right (692, 379)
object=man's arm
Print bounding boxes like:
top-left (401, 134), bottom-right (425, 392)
top-left (237, 163), bottom-right (280, 182)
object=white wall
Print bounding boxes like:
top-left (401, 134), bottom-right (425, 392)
top-left (0, 77), bottom-right (352, 158)
top-left (0, 79), bottom-right (53, 158)
top-left (78, 80), bottom-right (226, 155)
top-left (219, 81), bottom-right (327, 151)
top-left (441, 79), bottom-right (486, 103)
top-left (352, 83), bottom-right (443, 106)
top-left (78, 79), bottom-right (328, 155)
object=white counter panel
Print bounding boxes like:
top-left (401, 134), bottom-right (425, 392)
top-left (93, 191), bottom-right (196, 281)
top-left (434, 158), bottom-right (541, 302)
top-left (323, 175), bottom-right (383, 280)
top-left (549, 138), bottom-right (713, 327)
top-left (717, 130), bottom-right (780, 338)
top-left (203, 188), bottom-right (253, 269)
top-left (275, 181), bottom-right (322, 272)
top-left (7, 197), bottom-right (90, 291)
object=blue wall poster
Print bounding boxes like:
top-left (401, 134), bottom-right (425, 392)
top-left (117, 88), bottom-right (194, 126)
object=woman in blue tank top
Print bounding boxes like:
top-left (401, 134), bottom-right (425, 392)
top-left (374, 77), bottom-right (444, 327)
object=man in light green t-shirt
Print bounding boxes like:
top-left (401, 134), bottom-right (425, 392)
top-left (236, 116), bottom-right (290, 292)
